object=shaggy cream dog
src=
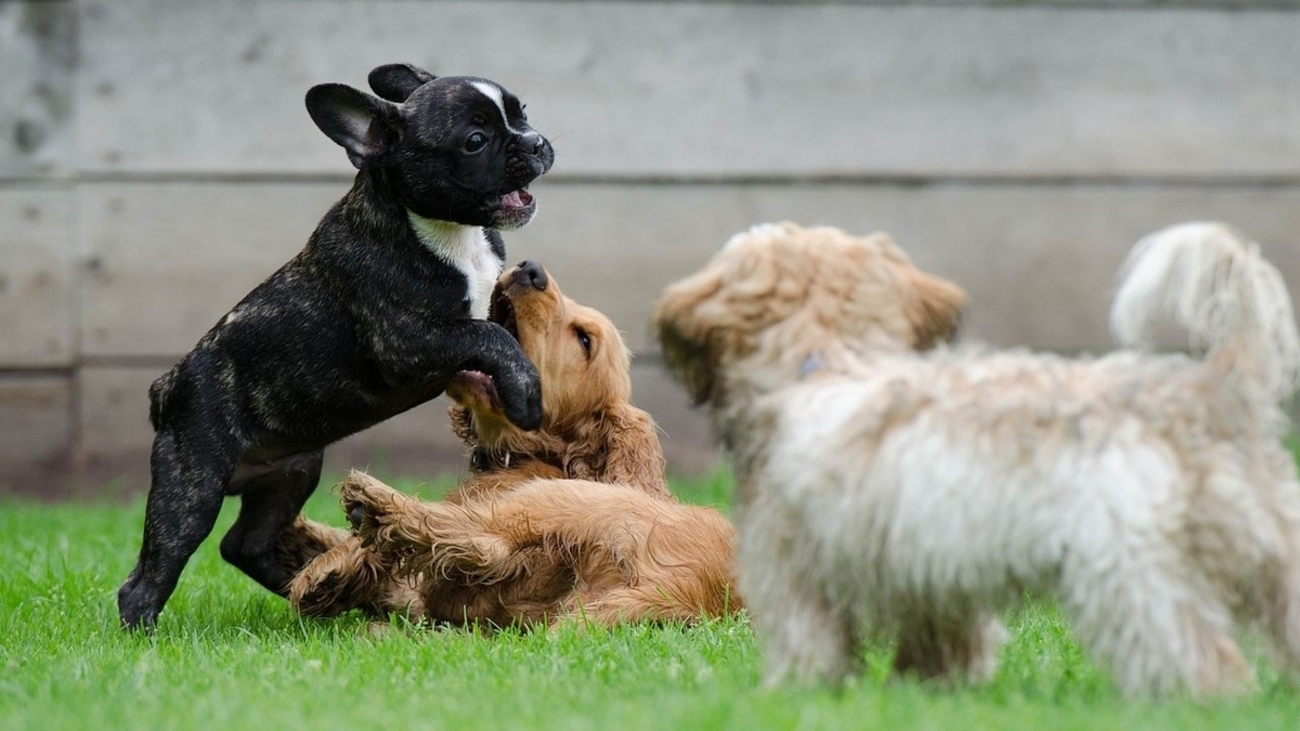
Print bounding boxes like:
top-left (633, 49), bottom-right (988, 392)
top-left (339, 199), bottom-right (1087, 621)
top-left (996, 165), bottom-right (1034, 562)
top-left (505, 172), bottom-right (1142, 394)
top-left (654, 221), bottom-right (1300, 698)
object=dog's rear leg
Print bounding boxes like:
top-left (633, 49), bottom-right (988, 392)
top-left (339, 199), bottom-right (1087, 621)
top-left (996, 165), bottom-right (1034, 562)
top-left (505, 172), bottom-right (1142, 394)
top-left (221, 450), bottom-right (323, 596)
top-left (563, 585), bottom-right (716, 628)
top-left (1260, 562), bottom-right (1300, 684)
top-left (117, 432), bottom-right (229, 629)
top-left (1254, 479), bottom-right (1300, 684)
top-left (1062, 563), bottom-right (1256, 698)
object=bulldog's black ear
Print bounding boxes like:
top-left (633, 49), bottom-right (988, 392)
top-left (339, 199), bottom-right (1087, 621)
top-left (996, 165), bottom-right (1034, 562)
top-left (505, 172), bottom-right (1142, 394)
top-left (305, 83), bottom-right (403, 169)
top-left (368, 63), bottom-right (437, 103)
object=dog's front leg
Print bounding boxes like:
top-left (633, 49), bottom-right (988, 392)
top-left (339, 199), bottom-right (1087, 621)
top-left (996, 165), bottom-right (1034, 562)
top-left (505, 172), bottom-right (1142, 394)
top-left (221, 450), bottom-right (324, 597)
top-left (338, 472), bottom-right (513, 582)
top-left (288, 536), bottom-right (390, 618)
top-left (373, 318), bottom-right (542, 431)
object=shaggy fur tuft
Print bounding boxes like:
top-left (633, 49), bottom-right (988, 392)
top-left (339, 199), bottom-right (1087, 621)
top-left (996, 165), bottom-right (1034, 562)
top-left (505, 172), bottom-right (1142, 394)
top-left (655, 221), bottom-right (1300, 698)
top-left (1111, 221), bottom-right (1300, 403)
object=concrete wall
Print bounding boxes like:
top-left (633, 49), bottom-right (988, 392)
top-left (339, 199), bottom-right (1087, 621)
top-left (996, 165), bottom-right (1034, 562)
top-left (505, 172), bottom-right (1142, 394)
top-left (3, 0), bottom-right (1299, 497)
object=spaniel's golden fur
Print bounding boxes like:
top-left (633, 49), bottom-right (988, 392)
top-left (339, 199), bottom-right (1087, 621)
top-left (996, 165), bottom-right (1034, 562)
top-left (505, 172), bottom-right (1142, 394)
top-left (655, 221), bottom-right (1300, 698)
top-left (332, 470), bottom-right (737, 627)
top-left (279, 262), bottom-right (737, 627)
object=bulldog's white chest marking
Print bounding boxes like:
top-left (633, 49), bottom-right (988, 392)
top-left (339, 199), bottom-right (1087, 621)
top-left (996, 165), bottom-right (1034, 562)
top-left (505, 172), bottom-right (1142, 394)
top-left (407, 212), bottom-right (502, 319)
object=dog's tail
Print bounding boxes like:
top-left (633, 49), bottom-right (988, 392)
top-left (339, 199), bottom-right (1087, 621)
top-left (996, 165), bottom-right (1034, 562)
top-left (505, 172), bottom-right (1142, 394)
top-left (1110, 221), bottom-right (1300, 402)
top-left (147, 365), bottom-right (182, 431)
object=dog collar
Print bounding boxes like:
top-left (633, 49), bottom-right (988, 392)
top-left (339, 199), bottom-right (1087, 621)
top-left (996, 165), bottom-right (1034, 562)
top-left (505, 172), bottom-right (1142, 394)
top-left (799, 352), bottom-right (825, 380)
top-left (469, 446), bottom-right (512, 472)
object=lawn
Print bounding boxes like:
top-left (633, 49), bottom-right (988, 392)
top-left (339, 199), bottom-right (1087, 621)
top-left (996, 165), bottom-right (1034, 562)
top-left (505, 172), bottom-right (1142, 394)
top-left (3, 464), bottom-right (1300, 731)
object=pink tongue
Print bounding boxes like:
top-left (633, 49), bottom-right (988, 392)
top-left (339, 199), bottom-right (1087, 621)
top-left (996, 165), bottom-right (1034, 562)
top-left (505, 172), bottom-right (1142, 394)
top-left (502, 190), bottom-right (524, 207)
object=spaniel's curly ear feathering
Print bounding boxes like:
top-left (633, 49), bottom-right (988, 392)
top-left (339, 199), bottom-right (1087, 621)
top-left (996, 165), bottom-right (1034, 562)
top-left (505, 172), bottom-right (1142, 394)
top-left (657, 220), bottom-right (1300, 700)
top-left (560, 404), bottom-right (669, 498)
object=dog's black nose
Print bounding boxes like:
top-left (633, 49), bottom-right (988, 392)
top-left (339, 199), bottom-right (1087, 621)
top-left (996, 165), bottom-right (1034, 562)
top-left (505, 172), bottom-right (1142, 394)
top-left (513, 261), bottom-right (548, 291)
top-left (530, 137), bottom-right (546, 155)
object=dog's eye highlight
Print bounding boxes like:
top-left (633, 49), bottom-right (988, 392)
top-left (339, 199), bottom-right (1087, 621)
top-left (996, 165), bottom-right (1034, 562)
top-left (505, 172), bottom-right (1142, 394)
top-left (464, 132), bottom-right (489, 154)
top-left (574, 326), bottom-right (592, 357)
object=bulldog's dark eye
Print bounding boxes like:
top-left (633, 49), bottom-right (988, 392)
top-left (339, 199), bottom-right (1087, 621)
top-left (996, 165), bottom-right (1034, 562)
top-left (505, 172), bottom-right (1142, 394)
top-left (464, 132), bottom-right (488, 153)
top-left (574, 326), bottom-right (592, 357)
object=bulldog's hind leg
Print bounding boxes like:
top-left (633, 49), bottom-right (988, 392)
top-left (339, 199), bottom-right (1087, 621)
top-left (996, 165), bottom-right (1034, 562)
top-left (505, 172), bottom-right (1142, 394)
top-left (117, 430), bottom-right (231, 629)
top-left (221, 450), bottom-right (324, 596)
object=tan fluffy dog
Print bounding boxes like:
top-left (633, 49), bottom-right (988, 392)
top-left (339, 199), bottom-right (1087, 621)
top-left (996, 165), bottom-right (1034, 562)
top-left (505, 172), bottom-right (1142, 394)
top-left (654, 221), bottom-right (1300, 698)
top-left (281, 262), bottom-right (738, 627)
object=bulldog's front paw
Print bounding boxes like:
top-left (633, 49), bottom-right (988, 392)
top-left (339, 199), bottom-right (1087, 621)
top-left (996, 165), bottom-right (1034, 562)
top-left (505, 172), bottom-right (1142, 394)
top-left (497, 367), bottom-right (543, 431)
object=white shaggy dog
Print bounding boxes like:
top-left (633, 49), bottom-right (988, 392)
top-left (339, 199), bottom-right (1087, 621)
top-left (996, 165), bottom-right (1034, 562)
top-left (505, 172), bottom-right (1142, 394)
top-left (653, 221), bottom-right (1300, 698)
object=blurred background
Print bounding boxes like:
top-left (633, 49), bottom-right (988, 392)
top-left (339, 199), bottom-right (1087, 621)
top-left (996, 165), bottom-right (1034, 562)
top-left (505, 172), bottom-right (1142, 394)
top-left (2, 0), bottom-right (1298, 498)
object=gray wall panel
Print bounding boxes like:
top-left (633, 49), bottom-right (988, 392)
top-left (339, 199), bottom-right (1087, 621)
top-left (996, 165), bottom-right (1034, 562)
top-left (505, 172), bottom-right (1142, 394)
top-left (0, 2), bottom-right (73, 179)
top-left (78, 180), bottom-right (1300, 357)
top-left (77, 1), bottom-right (1300, 178)
top-left (0, 189), bottom-right (76, 366)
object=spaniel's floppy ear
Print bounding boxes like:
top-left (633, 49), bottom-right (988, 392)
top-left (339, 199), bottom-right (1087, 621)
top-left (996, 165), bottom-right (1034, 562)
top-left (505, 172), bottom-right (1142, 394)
top-left (902, 268), bottom-right (968, 349)
top-left (564, 405), bottom-right (670, 499)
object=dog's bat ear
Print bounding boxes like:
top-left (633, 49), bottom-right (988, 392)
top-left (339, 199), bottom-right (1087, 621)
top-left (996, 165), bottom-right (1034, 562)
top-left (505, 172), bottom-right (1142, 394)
top-left (368, 63), bottom-right (437, 103)
top-left (305, 83), bottom-right (403, 169)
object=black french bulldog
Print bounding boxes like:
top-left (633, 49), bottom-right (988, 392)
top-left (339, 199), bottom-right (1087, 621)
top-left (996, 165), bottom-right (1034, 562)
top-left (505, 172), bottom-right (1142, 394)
top-left (117, 63), bottom-right (555, 629)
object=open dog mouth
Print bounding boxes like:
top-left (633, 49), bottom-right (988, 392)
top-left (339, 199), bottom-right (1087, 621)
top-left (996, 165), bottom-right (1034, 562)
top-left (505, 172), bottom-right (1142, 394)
top-left (498, 188), bottom-right (534, 213)
top-left (489, 283), bottom-right (518, 340)
top-left (448, 284), bottom-right (517, 412)
top-left (446, 369), bottom-right (502, 413)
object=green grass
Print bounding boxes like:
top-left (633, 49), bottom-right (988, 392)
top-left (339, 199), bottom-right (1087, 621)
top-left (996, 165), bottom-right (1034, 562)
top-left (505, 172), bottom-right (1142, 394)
top-left (3, 465), bottom-right (1300, 730)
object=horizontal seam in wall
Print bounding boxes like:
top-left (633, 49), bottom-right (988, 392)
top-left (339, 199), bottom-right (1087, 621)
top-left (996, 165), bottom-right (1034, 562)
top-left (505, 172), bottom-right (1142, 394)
top-left (348, 0), bottom-right (1300, 12)
top-left (55, 171), bottom-right (1300, 189)
top-left (613, 1), bottom-right (1300, 9)
top-left (0, 367), bottom-right (76, 378)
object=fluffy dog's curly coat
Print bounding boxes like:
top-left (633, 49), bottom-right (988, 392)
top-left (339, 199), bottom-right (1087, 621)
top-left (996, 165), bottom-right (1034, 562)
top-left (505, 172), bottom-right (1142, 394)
top-left (280, 262), bottom-right (738, 627)
top-left (654, 221), bottom-right (1300, 698)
